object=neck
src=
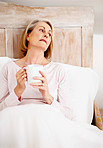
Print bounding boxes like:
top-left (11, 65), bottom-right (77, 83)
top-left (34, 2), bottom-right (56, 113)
top-left (23, 49), bottom-right (46, 65)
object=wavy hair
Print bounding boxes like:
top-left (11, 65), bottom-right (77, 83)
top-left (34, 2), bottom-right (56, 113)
top-left (19, 19), bottom-right (54, 59)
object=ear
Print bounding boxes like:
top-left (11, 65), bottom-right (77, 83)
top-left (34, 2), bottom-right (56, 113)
top-left (26, 32), bottom-right (30, 41)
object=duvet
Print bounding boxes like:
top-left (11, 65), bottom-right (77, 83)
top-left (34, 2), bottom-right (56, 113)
top-left (0, 103), bottom-right (103, 148)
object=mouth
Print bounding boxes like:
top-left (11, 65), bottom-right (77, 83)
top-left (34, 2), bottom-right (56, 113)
top-left (39, 39), bottom-right (47, 44)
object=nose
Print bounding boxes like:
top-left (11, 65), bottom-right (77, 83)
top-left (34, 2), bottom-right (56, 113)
top-left (44, 33), bottom-right (49, 38)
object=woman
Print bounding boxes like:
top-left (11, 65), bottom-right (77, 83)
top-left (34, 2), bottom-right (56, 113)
top-left (14, 19), bottom-right (55, 105)
top-left (0, 19), bottom-right (103, 148)
top-left (0, 19), bottom-right (72, 118)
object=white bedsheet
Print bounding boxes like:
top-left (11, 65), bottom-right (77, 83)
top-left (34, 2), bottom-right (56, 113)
top-left (0, 104), bottom-right (103, 148)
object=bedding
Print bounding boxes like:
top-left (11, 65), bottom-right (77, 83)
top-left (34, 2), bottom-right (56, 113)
top-left (0, 57), bottom-right (103, 148)
top-left (58, 62), bottom-right (99, 124)
top-left (0, 104), bottom-right (103, 148)
top-left (0, 57), bottom-right (99, 124)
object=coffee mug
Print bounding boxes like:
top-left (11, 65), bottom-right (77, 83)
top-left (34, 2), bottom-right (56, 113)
top-left (24, 64), bottom-right (44, 84)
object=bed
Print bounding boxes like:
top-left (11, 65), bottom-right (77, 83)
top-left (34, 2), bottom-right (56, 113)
top-left (0, 2), bottom-right (103, 148)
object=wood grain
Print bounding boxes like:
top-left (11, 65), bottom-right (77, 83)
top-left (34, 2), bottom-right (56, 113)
top-left (0, 29), bottom-right (6, 56)
top-left (0, 2), bottom-right (94, 68)
top-left (52, 28), bottom-right (81, 66)
top-left (5, 29), bottom-right (13, 57)
top-left (13, 29), bottom-right (24, 58)
top-left (100, 109), bottom-right (103, 123)
top-left (0, 2), bottom-right (94, 28)
top-left (81, 27), bottom-right (93, 68)
top-left (94, 100), bottom-right (103, 130)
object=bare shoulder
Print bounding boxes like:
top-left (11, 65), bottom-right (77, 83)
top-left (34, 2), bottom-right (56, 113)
top-left (43, 59), bottom-right (51, 66)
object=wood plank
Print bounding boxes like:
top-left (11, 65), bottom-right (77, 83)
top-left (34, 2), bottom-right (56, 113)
top-left (100, 109), bottom-right (103, 123)
top-left (0, 2), bottom-right (94, 28)
top-left (5, 29), bottom-right (13, 58)
top-left (94, 100), bottom-right (103, 130)
top-left (52, 27), bottom-right (81, 66)
top-left (0, 29), bottom-right (6, 56)
top-left (13, 29), bottom-right (24, 58)
top-left (81, 27), bottom-right (93, 68)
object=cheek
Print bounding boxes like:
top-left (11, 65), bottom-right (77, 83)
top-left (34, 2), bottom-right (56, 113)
top-left (34, 30), bottom-right (42, 38)
top-left (48, 38), bottom-right (51, 45)
top-left (30, 31), bottom-right (42, 41)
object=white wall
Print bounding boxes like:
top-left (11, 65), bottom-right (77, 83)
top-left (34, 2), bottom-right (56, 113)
top-left (93, 34), bottom-right (103, 109)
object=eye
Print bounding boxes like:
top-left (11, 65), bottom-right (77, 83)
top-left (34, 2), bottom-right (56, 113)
top-left (48, 33), bottom-right (52, 37)
top-left (39, 29), bottom-right (44, 32)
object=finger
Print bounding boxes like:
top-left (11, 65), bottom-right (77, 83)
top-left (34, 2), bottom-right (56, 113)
top-left (17, 69), bottom-right (25, 74)
top-left (31, 85), bottom-right (45, 90)
top-left (18, 76), bottom-right (27, 83)
top-left (22, 74), bottom-right (27, 79)
top-left (22, 68), bottom-right (27, 73)
top-left (22, 66), bottom-right (26, 69)
top-left (18, 68), bottom-right (26, 74)
top-left (23, 68), bottom-right (26, 73)
top-left (16, 71), bottom-right (26, 79)
top-left (16, 69), bottom-right (26, 78)
top-left (17, 72), bottom-right (27, 80)
top-left (39, 71), bottom-right (46, 78)
top-left (22, 77), bottom-right (27, 83)
top-left (30, 82), bottom-right (43, 86)
top-left (33, 76), bottom-right (45, 82)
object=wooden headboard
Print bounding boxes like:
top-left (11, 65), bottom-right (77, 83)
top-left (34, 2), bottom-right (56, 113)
top-left (0, 2), bottom-right (94, 68)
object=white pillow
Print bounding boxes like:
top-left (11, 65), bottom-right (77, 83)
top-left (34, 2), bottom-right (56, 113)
top-left (0, 57), bottom-right (99, 124)
top-left (57, 62), bottom-right (99, 124)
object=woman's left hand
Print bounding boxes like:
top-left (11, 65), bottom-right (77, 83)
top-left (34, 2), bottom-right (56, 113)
top-left (30, 71), bottom-right (53, 104)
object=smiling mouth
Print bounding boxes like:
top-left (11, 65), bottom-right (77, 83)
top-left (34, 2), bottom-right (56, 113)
top-left (39, 39), bottom-right (47, 44)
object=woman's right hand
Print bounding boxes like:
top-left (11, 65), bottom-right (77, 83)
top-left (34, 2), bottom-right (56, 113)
top-left (14, 68), bottom-right (27, 98)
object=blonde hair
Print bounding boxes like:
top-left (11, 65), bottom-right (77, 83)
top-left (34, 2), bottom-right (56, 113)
top-left (19, 19), bottom-right (54, 59)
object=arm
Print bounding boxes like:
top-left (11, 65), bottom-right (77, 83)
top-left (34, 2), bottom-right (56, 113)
top-left (51, 66), bottom-right (73, 120)
top-left (0, 65), bottom-right (21, 111)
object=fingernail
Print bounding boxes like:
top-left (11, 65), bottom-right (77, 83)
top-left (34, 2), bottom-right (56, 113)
top-left (22, 66), bottom-right (26, 68)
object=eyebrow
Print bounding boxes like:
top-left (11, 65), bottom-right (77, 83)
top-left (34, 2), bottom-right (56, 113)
top-left (39, 26), bottom-right (52, 32)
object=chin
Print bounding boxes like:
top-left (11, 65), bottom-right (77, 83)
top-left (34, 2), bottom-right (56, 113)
top-left (38, 45), bottom-right (48, 51)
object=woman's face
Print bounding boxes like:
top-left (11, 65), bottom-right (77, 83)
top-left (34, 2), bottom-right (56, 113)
top-left (27, 21), bottom-right (52, 51)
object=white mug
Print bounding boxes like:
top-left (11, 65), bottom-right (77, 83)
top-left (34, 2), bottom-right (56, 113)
top-left (24, 64), bottom-right (44, 84)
